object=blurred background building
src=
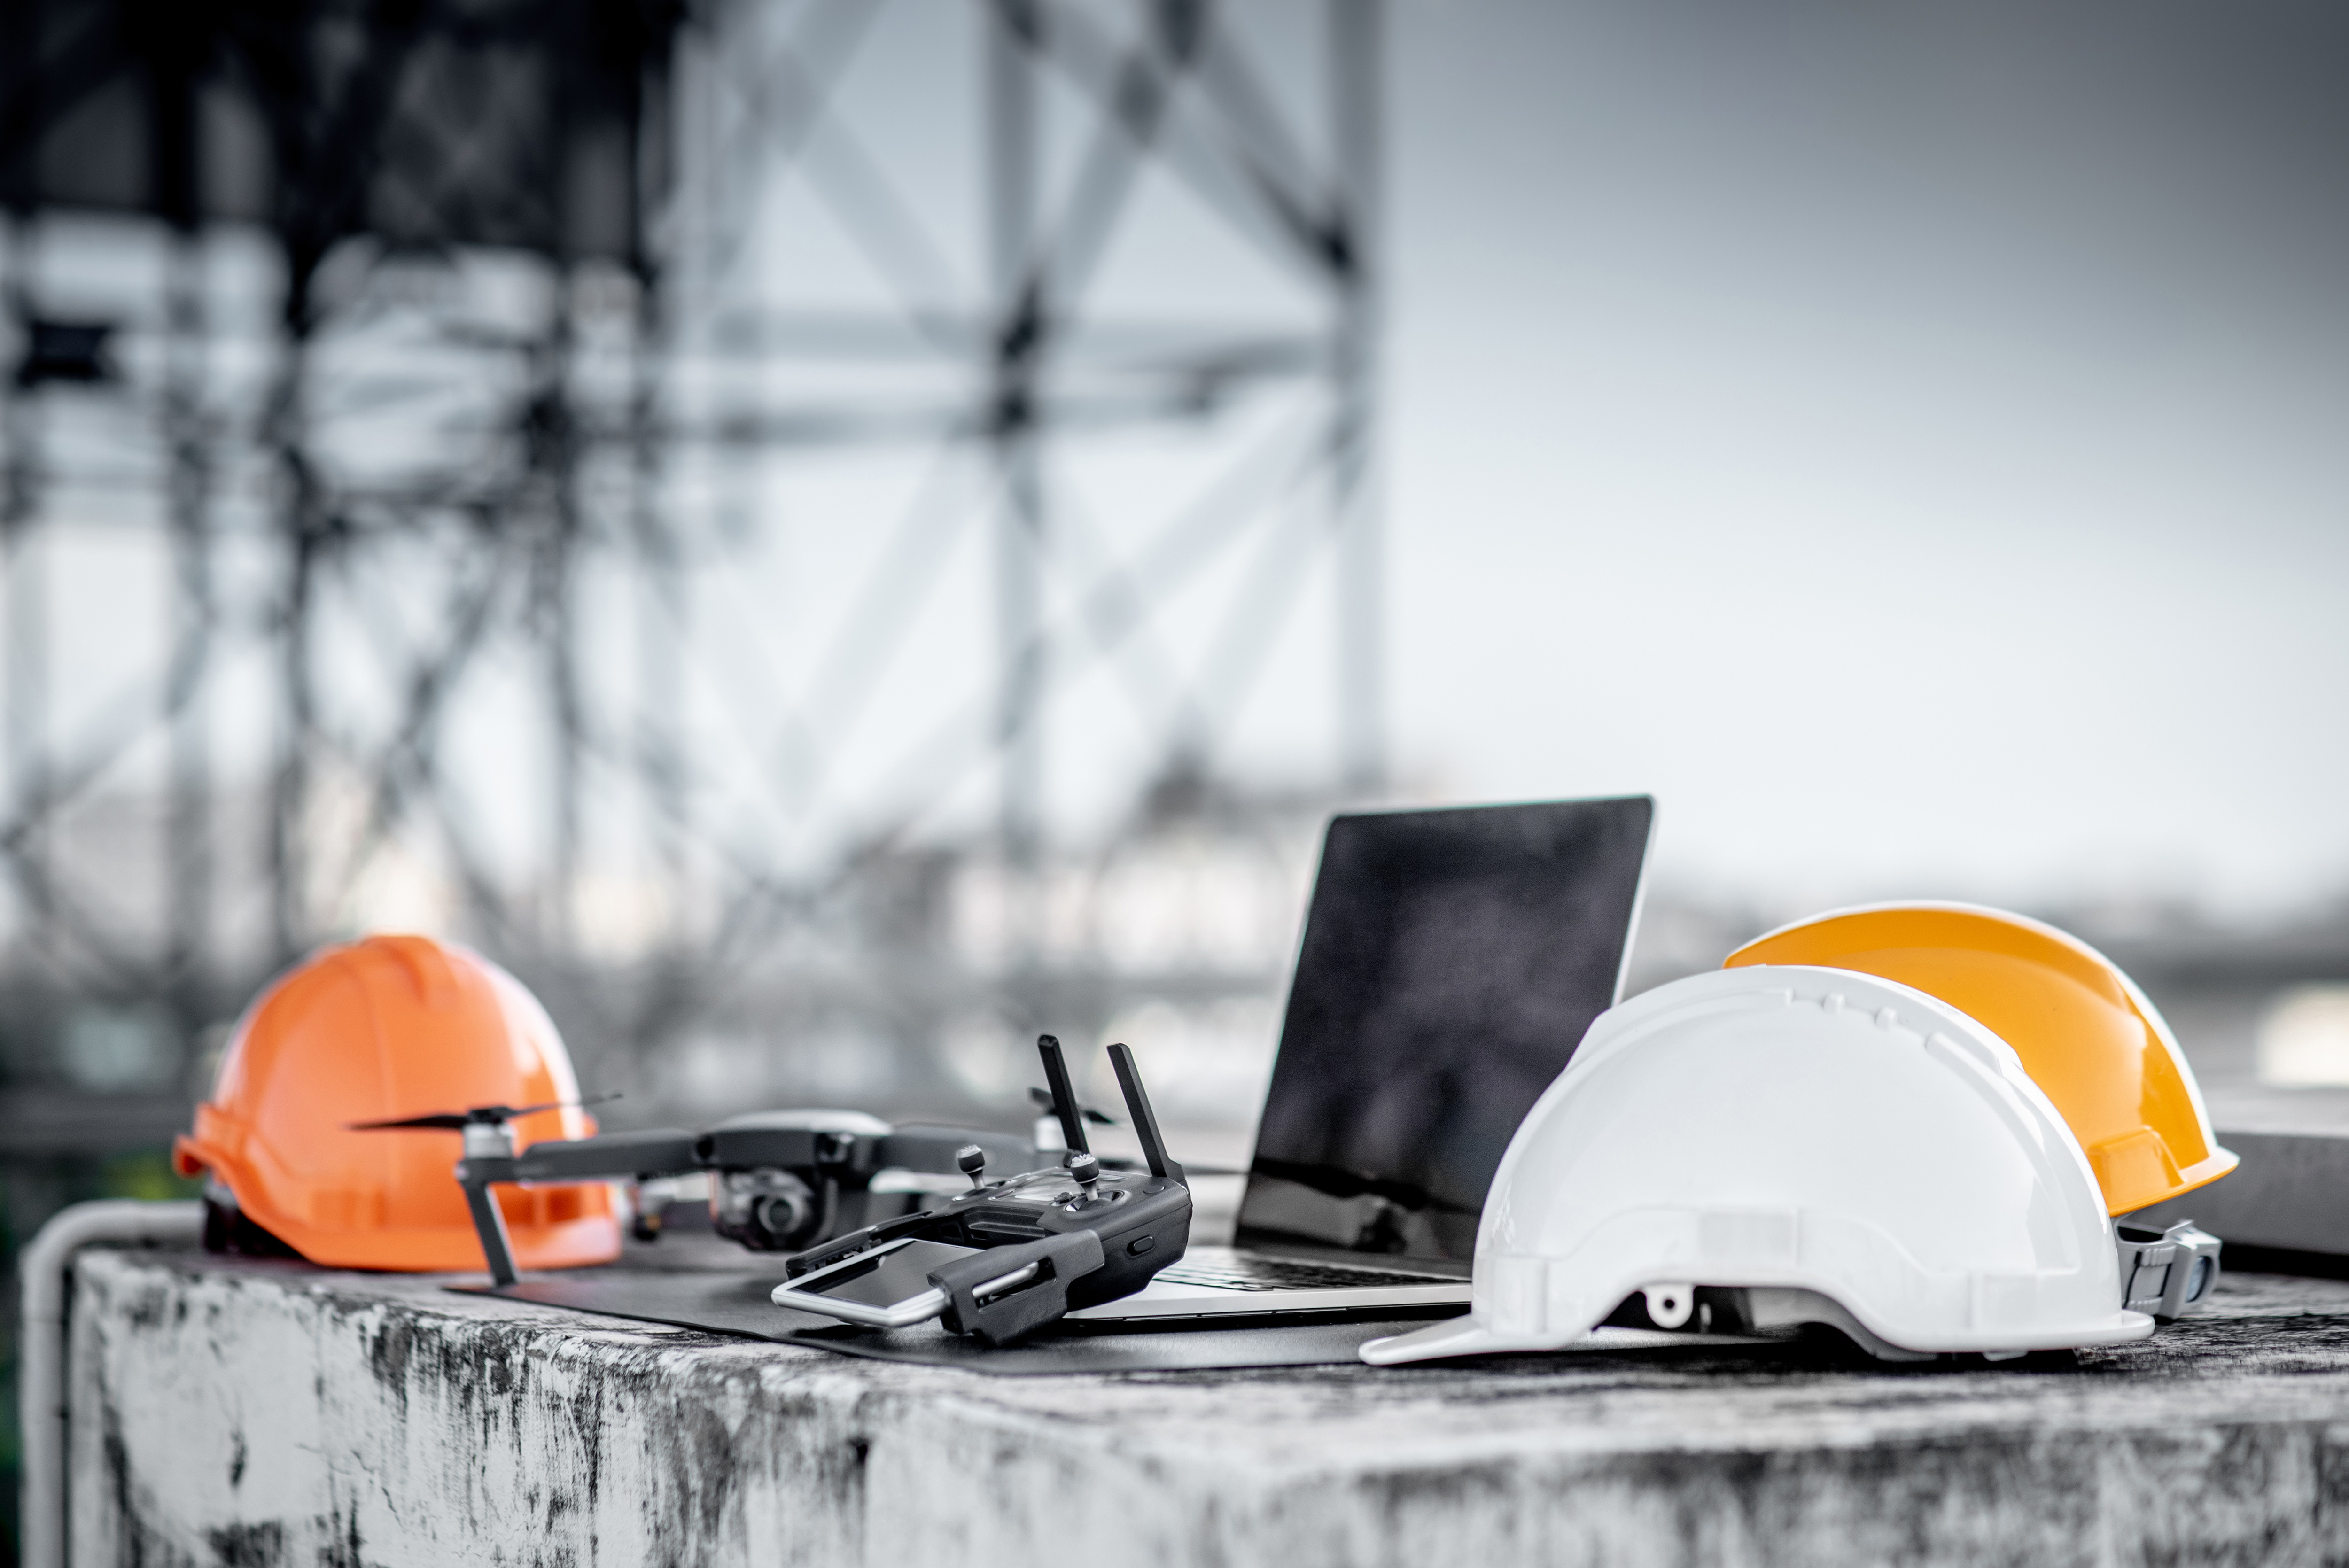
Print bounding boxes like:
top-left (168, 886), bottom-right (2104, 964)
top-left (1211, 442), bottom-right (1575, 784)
top-left (3, 0), bottom-right (2349, 1552)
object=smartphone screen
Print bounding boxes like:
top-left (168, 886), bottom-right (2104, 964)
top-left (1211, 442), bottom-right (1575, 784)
top-left (797, 1239), bottom-right (978, 1308)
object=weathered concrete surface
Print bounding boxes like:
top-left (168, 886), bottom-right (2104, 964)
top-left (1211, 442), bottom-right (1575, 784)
top-left (68, 1246), bottom-right (2349, 1568)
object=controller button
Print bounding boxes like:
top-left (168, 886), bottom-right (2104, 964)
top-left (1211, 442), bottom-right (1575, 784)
top-left (1127, 1235), bottom-right (1157, 1257)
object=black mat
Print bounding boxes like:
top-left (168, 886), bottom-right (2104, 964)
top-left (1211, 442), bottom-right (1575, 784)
top-left (451, 1270), bottom-right (1466, 1373)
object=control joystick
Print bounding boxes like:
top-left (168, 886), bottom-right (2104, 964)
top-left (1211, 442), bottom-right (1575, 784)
top-left (1067, 1152), bottom-right (1100, 1189)
top-left (957, 1143), bottom-right (988, 1190)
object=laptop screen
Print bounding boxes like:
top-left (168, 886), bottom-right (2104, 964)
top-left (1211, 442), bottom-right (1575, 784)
top-left (1235, 796), bottom-right (1653, 1264)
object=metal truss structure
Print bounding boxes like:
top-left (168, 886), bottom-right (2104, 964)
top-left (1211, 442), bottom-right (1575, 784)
top-left (0, 0), bottom-right (1384, 1149)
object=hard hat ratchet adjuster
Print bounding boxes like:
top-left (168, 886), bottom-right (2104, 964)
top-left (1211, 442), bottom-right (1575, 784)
top-left (2115, 1218), bottom-right (2220, 1320)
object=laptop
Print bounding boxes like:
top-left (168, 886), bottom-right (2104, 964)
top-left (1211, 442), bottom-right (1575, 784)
top-left (1068, 795), bottom-right (1654, 1323)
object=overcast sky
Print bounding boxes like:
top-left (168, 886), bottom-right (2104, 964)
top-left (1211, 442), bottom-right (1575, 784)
top-left (1378, 0), bottom-right (2349, 916)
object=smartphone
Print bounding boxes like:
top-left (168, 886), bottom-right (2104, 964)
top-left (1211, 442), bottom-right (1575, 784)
top-left (770, 1237), bottom-right (998, 1328)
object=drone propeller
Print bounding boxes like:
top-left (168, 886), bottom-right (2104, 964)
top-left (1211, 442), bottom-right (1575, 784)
top-left (1027, 1086), bottom-right (1115, 1126)
top-left (350, 1091), bottom-right (620, 1133)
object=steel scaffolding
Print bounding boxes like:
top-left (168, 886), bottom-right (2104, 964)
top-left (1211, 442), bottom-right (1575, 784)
top-left (0, 0), bottom-right (1384, 1143)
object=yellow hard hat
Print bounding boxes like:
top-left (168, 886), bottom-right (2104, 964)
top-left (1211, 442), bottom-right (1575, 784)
top-left (1723, 903), bottom-right (2236, 1216)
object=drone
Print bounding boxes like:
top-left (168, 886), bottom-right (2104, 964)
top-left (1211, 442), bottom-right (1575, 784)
top-left (354, 1096), bottom-right (1036, 1286)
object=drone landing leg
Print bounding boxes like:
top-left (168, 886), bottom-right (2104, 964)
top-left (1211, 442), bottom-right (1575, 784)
top-left (461, 1172), bottom-right (519, 1287)
top-left (454, 1124), bottom-right (522, 1286)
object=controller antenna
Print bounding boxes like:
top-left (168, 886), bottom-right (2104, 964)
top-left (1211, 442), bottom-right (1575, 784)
top-left (1035, 1035), bottom-right (1091, 1160)
top-left (1107, 1042), bottom-right (1179, 1180)
top-left (956, 1143), bottom-right (988, 1190)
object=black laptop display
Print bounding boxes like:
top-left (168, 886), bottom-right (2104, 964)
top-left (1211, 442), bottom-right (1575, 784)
top-left (1235, 796), bottom-right (1654, 1264)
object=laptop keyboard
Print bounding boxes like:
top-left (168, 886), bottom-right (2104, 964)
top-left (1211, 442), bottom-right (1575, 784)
top-left (1153, 1257), bottom-right (1460, 1293)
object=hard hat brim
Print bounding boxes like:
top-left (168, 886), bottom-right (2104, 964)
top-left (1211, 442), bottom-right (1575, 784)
top-left (1360, 1304), bottom-right (2156, 1366)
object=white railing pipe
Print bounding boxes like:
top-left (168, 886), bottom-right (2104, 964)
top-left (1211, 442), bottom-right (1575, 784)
top-left (19, 1200), bottom-right (204, 1568)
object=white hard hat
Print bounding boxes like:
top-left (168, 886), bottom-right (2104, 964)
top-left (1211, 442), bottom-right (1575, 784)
top-left (1362, 966), bottom-right (2154, 1365)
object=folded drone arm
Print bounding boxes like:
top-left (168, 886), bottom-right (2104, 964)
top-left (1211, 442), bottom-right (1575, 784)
top-left (508, 1130), bottom-right (701, 1182)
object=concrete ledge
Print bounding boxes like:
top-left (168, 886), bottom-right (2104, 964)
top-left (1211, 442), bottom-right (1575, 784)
top-left (68, 1248), bottom-right (2349, 1567)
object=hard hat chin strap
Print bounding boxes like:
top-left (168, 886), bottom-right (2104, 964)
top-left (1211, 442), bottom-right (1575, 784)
top-left (2114, 1218), bottom-right (2221, 1320)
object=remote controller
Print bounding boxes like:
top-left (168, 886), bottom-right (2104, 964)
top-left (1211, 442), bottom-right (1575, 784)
top-left (771, 1036), bottom-right (1191, 1346)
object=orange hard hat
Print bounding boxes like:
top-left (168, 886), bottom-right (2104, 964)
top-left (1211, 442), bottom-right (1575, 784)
top-left (173, 933), bottom-right (621, 1271)
top-left (1723, 902), bottom-right (2237, 1216)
